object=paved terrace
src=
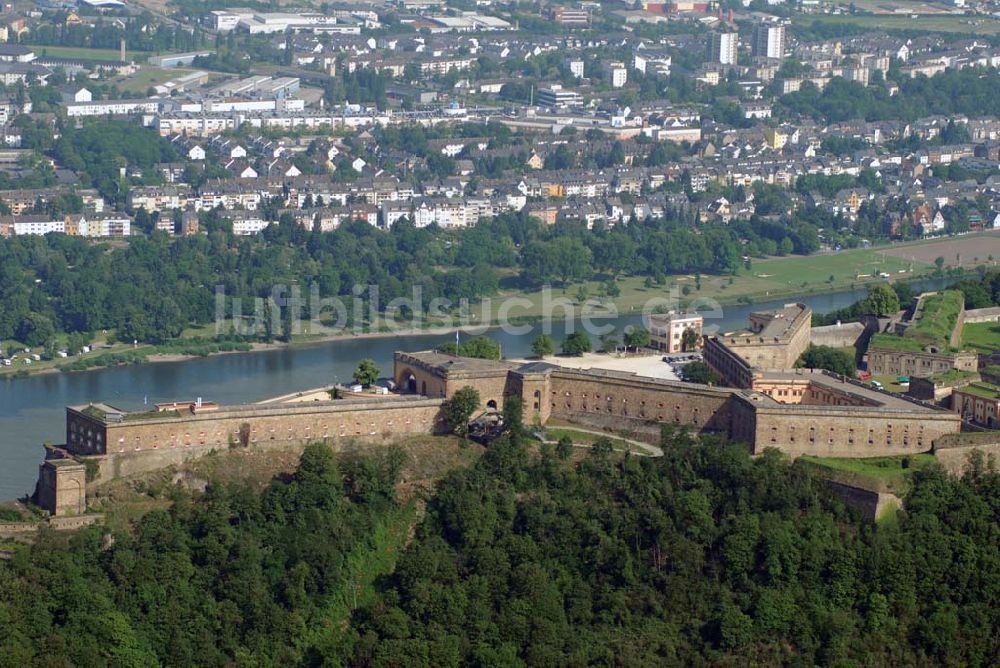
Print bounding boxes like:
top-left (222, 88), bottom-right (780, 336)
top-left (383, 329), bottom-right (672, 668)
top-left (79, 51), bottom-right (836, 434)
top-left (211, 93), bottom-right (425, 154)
top-left (70, 394), bottom-right (442, 425)
top-left (395, 350), bottom-right (521, 376)
top-left (755, 304), bottom-right (810, 340)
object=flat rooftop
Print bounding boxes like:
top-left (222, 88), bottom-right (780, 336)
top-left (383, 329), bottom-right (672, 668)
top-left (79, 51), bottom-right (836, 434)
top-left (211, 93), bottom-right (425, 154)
top-left (754, 303), bottom-right (810, 340)
top-left (721, 303), bottom-right (809, 342)
top-left (759, 369), bottom-right (941, 412)
top-left (395, 350), bottom-right (520, 374)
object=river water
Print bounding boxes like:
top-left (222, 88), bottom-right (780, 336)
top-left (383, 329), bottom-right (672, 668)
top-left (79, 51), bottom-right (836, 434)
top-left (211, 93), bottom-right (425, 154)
top-left (0, 279), bottom-right (951, 498)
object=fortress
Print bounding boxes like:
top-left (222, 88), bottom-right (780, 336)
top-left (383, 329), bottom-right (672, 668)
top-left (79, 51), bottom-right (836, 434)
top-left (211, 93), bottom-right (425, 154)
top-left (36, 302), bottom-right (969, 517)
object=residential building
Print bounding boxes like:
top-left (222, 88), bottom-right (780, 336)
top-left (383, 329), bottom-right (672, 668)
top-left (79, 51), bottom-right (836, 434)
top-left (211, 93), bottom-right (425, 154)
top-left (604, 61), bottom-right (628, 89)
top-left (707, 32), bottom-right (738, 66)
top-left (565, 58), bottom-right (585, 79)
top-left (66, 99), bottom-right (161, 117)
top-left (549, 6), bottom-right (589, 26)
top-left (753, 22), bottom-right (785, 60)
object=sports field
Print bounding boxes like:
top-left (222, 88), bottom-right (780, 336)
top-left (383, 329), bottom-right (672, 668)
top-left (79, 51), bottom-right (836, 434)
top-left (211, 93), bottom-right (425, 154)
top-left (748, 247), bottom-right (921, 286)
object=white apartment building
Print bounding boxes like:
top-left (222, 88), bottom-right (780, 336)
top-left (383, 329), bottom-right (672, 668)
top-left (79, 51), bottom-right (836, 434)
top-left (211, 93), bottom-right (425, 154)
top-left (753, 22), bottom-right (785, 60)
top-left (75, 214), bottom-right (130, 238)
top-left (127, 186), bottom-right (191, 213)
top-left (155, 114), bottom-right (240, 136)
top-left (10, 216), bottom-right (64, 235)
top-left (535, 85), bottom-right (583, 108)
top-left (229, 213), bottom-right (271, 235)
top-left (65, 99), bottom-right (161, 117)
top-left (648, 312), bottom-right (704, 353)
top-left (605, 61), bottom-right (628, 88)
top-left (708, 32), bottom-right (739, 66)
top-left (411, 198), bottom-right (471, 229)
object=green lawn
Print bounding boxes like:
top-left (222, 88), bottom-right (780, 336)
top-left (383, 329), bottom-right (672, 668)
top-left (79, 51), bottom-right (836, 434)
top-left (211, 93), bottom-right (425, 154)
top-left (872, 375), bottom-right (909, 394)
top-left (748, 248), bottom-right (920, 286)
top-left (961, 321), bottom-right (1000, 354)
top-left (954, 382), bottom-right (1000, 399)
top-left (542, 427), bottom-right (633, 451)
top-left (800, 453), bottom-right (937, 495)
top-left (32, 46), bottom-right (137, 61)
top-left (794, 13), bottom-right (1000, 36)
top-left (909, 290), bottom-right (963, 345)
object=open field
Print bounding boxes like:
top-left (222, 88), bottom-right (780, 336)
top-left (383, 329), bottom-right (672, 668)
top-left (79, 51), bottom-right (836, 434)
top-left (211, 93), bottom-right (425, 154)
top-left (499, 233), bottom-right (1000, 320)
top-left (32, 46), bottom-right (136, 61)
top-left (749, 247), bottom-right (921, 285)
top-left (880, 234), bottom-right (1000, 266)
top-left (794, 13), bottom-right (1000, 35)
top-left (496, 245), bottom-right (929, 320)
top-left (961, 321), bottom-right (1000, 354)
top-left (846, 0), bottom-right (960, 12)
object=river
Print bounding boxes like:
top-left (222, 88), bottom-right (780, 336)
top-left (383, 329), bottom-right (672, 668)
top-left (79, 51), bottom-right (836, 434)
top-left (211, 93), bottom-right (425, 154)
top-left (0, 279), bottom-right (952, 498)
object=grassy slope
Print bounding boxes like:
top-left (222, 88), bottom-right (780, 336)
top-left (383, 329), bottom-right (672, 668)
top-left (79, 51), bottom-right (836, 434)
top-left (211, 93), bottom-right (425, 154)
top-left (799, 453), bottom-right (937, 495)
top-left (961, 321), bottom-right (1000, 354)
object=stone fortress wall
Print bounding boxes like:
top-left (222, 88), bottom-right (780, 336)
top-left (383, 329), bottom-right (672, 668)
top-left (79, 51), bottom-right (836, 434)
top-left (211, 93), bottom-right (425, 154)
top-left (38, 300), bottom-right (971, 516)
top-left (67, 395), bottom-right (444, 457)
top-left (868, 290), bottom-right (979, 377)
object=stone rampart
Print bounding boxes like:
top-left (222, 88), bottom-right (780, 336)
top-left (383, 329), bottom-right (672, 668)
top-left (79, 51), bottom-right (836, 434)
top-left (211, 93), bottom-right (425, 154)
top-left (70, 396), bottom-right (444, 458)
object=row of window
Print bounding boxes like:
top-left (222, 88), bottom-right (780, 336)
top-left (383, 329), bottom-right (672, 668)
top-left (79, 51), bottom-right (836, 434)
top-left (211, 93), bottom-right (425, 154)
top-left (100, 418), bottom-right (433, 452)
top-left (768, 423), bottom-right (924, 447)
top-left (554, 390), bottom-right (703, 411)
top-left (555, 401), bottom-right (701, 426)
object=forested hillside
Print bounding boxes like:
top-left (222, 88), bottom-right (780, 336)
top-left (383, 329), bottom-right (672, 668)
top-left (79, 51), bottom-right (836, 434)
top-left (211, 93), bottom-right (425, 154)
top-left (0, 444), bottom-right (410, 666)
top-left (1, 431), bottom-right (997, 666)
top-left (351, 431), bottom-right (1000, 665)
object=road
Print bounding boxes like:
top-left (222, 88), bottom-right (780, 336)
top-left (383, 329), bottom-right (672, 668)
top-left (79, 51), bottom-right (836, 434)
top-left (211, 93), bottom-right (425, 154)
top-left (538, 426), bottom-right (663, 457)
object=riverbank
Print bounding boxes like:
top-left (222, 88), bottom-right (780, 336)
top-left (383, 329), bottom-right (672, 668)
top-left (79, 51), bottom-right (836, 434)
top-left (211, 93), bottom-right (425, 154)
top-left (0, 265), bottom-right (972, 382)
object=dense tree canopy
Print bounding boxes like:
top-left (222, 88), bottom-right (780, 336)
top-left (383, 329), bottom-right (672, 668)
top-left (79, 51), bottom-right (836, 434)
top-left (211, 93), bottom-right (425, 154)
top-left (779, 68), bottom-right (1000, 124)
top-left (0, 201), bottom-right (834, 347)
top-left (1, 430), bottom-right (997, 665)
top-left (796, 344), bottom-right (857, 377)
top-left (0, 443), bottom-right (407, 665)
top-left (351, 429), bottom-right (1000, 665)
